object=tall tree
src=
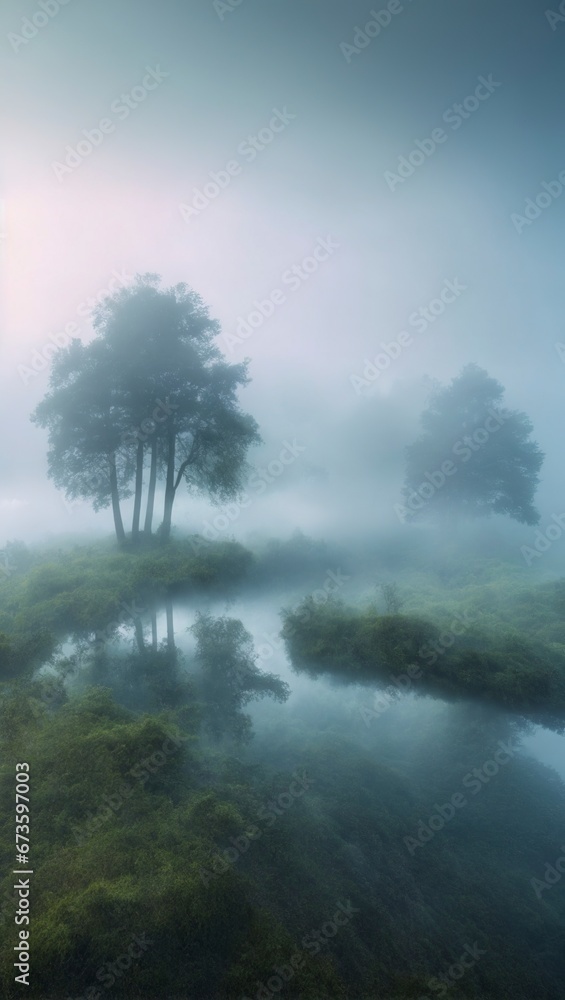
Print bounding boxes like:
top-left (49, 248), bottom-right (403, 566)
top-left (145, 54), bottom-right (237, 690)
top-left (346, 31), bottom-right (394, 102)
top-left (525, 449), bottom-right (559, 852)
top-left (91, 274), bottom-right (261, 543)
top-left (399, 364), bottom-right (544, 525)
top-left (32, 274), bottom-right (261, 545)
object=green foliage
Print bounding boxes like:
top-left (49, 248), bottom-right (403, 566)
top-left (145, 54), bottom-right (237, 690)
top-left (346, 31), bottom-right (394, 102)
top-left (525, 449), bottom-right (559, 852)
top-left (32, 273), bottom-right (262, 544)
top-left (2, 536), bottom-right (565, 997)
top-left (0, 644), bottom-right (564, 997)
top-left (0, 689), bottom-right (358, 999)
top-left (282, 585), bottom-right (565, 727)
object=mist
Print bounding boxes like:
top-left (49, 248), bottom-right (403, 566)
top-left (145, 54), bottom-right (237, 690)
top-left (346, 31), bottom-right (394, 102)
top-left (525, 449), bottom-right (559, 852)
top-left (1, 1), bottom-right (565, 998)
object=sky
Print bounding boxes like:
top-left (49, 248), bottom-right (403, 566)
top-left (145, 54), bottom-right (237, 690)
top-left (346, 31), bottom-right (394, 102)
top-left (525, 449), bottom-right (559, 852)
top-left (1, 0), bottom-right (564, 551)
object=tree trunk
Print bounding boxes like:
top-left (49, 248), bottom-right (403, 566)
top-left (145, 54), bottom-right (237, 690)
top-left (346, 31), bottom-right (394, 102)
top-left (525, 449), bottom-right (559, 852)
top-left (134, 617), bottom-right (146, 656)
top-left (151, 609), bottom-right (158, 651)
top-left (108, 454), bottom-right (126, 545)
top-left (144, 437), bottom-right (158, 536)
top-left (161, 426), bottom-right (176, 542)
top-left (131, 440), bottom-right (145, 543)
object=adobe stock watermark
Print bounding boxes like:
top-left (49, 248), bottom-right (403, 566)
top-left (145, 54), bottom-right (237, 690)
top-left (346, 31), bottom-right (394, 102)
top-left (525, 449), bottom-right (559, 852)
top-left (520, 513), bottom-right (565, 567)
top-left (67, 932), bottom-right (153, 999)
top-left (511, 173), bottom-right (565, 234)
top-left (199, 770), bottom-right (315, 886)
top-left (59, 462), bottom-right (113, 517)
top-left (179, 107), bottom-right (296, 222)
top-left (555, 341), bottom-right (565, 365)
top-left (425, 942), bottom-right (487, 998)
top-left (279, 570), bottom-right (352, 653)
top-left (340, 0), bottom-right (407, 62)
top-left (360, 610), bottom-right (474, 727)
top-left (61, 398), bottom-right (171, 518)
top-left (404, 739), bottom-right (517, 854)
top-left (394, 409), bottom-right (506, 523)
top-left (417, 610), bottom-right (475, 666)
top-left (213, 0), bottom-right (245, 20)
top-left (546, 3), bottom-right (565, 31)
top-left (88, 597), bottom-right (150, 651)
top-left (242, 900), bottom-right (359, 1000)
top-left (17, 268), bottom-right (133, 385)
top-left (360, 662), bottom-right (422, 727)
top-left (531, 844), bottom-right (565, 900)
top-left (27, 675), bottom-right (66, 721)
top-left (70, 727), bottom-right (190, 847)
top-left (222, 236), bottom-right (340, 354)
top-left (384, 75), bottom-right (501, 192)
top-left (8, 0), bottom-right (73, 54)
top-left (0, 887), bottom-right (16, 929)
top-left (19, 327), bottom-right (77, 386)
top-left (190, 439), bottom-right (306, 551)
top-left (234, 568), bottom-right (351, 675)
top-left (350, 277), bottom-right (467, 395)
top-left (120, 397), bottom-right (178, 447)
top-left (51, 67), bottom-right (170, 182)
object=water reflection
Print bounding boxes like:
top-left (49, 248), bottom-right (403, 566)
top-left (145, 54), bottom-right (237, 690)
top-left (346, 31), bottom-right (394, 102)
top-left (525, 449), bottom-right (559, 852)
top-left (48, 586), bottom-right (565, 782)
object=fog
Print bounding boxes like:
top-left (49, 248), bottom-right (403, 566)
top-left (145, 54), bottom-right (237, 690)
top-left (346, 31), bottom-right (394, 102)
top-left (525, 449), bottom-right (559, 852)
top-left (2, 0), bottom-right (565, 545)
top-left (2, 2), bottom-right (565, 997)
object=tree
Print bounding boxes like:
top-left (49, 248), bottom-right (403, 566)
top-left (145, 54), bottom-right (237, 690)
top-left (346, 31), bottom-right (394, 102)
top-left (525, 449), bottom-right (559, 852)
top-left (32, 274), bottom-right (261, 545)
top-left (93, 274), bottom-right (262, 542)
top-left (400, 364), bottom-right (544, 525)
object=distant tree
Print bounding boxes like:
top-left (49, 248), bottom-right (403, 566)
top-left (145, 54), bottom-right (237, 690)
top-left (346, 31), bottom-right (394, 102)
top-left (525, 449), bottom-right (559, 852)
top-left (32, 274), bottom-right (261, 545)
top-left (399, 364), bottom-right (544, 525)
top-left (380, 582), bottom-right (404, 614)
top-left (189, 613), bottom-right (289, 743)
top-left (0, 540), bottom-right (33, 580)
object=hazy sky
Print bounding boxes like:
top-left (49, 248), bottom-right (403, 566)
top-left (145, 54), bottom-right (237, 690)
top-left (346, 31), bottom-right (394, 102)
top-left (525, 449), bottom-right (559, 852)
top-left (1, 0), bottom-right (564, 547)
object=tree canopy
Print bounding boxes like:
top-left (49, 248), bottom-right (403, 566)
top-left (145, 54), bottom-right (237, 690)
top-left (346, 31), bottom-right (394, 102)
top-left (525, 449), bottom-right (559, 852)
top-left (399, 364), bottom-right (544, 525)
top-left (32, 274), bottom-right (261, 544)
